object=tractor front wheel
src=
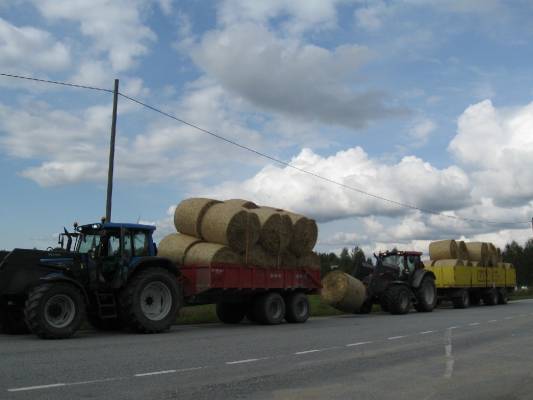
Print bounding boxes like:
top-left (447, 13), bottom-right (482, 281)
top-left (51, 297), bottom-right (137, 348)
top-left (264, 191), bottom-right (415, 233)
top-left (414, 276), bottom-right (437, 312)
top-left (384, 285), bottom-right (411, 315)
top-left (24, 283), bottom-right (85, 339)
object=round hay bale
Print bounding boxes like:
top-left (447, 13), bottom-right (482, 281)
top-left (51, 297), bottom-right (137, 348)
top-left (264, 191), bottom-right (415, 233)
top-left (487, 243), bottom-right (499, 266)
top-left (464, 242), bottom-right (488, 264)
top-left (250, 208), bottom-right (290, 254)
top-left (248, 245), bottom-right (277, 268)
top-left (224, 199), bottom-right (259, 209)
top-left (200, 203), bottom-right (260, 252)
top-left (429, 240), bottom-right (457, 260)
top-left (320, 270), bottom-right (367, 313)
top-left (457, 241), bottom-right (468, 261)
top-left (174, 198), bottom-right (220, 237)
top-left (158, 233), bottom-right (201, 265)
top-left (184, 242), bottom-right (242, 267)
top-left (283, 212), bottom-right (318, 256)
top-left (278, 214), bottom-right (293, 251)
top-left (432, 259), bottom-right (465, 267)
top-left (298, 251), bottom-right (320, 270)
top-left (280, 251), bottom-right (299, 269)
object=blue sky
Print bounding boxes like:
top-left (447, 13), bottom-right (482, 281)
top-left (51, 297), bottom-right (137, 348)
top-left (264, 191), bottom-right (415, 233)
top-left (1, 0), bottom-right (533, 255)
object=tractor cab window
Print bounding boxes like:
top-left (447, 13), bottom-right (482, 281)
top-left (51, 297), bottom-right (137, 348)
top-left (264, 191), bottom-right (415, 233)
top-left (78, 234), bottom-right (101, 253)
top-left (406, 255), bottom-right (416, 273)
top-left (382, 255), bottom-right (403, 268)
top-left (123, 232), bottom-right (132, 258)
top-left (133, 231), bottom-right (149, 256)
top-left (107, 234), bottom-right (121, 256)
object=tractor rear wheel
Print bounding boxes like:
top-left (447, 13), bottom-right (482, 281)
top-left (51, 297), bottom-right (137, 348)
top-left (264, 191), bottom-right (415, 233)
top-left (285, 292), bottom-right (310, 323)
top-left (452, 289), bottom-right (470, 309)
top-left (253, 292), bottom-right (285, 324)
top-left (119, 268), bottom-right (181, 333)
top-left (414, 276), bottom-right (437, 312)
top-left (384, 285), bottom-right (411, 315)
top-left (0, 304), bottom-right (29, 334)
top-left (483, 288), bottom-right (498, 306)
top-left (24, 283), bottom-right (85, 339)
top-left (216, 302), bottom-right (246, 324)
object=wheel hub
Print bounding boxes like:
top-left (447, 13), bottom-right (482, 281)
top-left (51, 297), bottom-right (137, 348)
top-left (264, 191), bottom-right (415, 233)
top-left (44, 294), bottom-right (76, 329)
top-left (140, 281), bottom-right (172, 321)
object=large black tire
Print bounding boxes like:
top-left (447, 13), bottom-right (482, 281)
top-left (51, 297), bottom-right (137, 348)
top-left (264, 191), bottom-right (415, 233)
top-left (414, 276), bottom-right (437, 312)
top-left (253, 292), bottom-right (285, 325)
top-left (483, 288), bottom-right (498, 306)
top-left (119, 268), bottom-right (181, 333)
top-left (24, 283), bottom-right (85, 339)
top-left (0, 304), bottom-right (30, 334)
top-left (452, 289), bottom-right (470, 309)
top-left (384, 285), bottom-right (411, 315)
top-left (285, 292), bottom-right (310, 323)
top-left (357, 300), bottom-right (373, 314)
top-left (216, 302), bottom-right (246, 324)
top-left (87, 313), bottom-right (124, 331)
top-left (469, 291), bottom-right (481, 306)
top-left (497, 288), bottom-right (508, 305)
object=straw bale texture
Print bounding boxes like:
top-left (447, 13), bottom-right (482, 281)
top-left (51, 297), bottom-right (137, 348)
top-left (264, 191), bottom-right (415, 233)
top-left (429, 240), bottom-right (457, 260)
top-left (283, 212), bottom-right (318, 256)
top-left (248, 245), bottom-right (277, 268)
top-left (321, 270), bottom-right (367, 313)
top-left (465, 242), bottom-right (488, 264)
top-left (158, 233), bottom-right (201, 265)
top-left (280, 251), bottom-right (299, 269)
top-left (200, 203), bottom-right (260, 252)
top-left (174, 198), bottom-right (220, 237)
top-left (298, 251), bottom-right (320, 270)
top-left (457, 241), bottom-right (468, 261)
top-left (432, 259), bottom-right (465, 267)
top-left (224, 199), bottom-right (259, 209)
top-left (184, 242), bottom-right (242, 266)
top-left (250, 207), bottom-right (293, 254)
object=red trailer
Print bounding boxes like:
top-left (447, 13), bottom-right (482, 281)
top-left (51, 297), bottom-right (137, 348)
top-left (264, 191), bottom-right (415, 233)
top-left (180, 263), bottom-right (321, 325)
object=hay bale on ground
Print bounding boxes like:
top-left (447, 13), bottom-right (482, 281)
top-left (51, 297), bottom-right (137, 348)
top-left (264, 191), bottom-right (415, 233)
top-left (224, 199), bottom-right (259, 209)
top-left (298, 252), bottom-right (320, 270)
top-left (174, 198), bottom-right (220, 237)
top-left (158, 233), bottom-right (201, 265)
top-left (283, 212), bottom-right (318, 256)
top-left (250, 208), bottom-right (292, 254)
top-left (184, 242), bottom-right (242, 267)
top-left (457, 241), bottom-right (468, 261)
top-left (465, 242), bottom-right (488, 265)
top-left (200, 203), bottom-right (260, 252)
top-left (247, 245), bottom-right (277, 268)
top-left (432, 259), bottom-right (465, 267)
top-left (429, 240), bottom-right (457, 260)
top-left (321, 270), bottom-right (367, 313)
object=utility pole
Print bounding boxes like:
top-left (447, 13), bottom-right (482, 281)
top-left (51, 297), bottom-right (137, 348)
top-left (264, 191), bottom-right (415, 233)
top-left (105, 79), bottom-right (119, 223)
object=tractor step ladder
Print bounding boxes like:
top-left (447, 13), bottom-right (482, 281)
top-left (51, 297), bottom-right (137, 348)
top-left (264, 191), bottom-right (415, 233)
top-left (95, 292), bottom-right (118, 319)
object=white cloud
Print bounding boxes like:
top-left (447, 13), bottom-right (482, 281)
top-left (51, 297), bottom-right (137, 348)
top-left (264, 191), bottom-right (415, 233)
top-left (408, 117), bottom-right (436, 146)
top-left (32, 0), bottom-right (156, 71)
top-left (0, 17), bottom-right (70, 72)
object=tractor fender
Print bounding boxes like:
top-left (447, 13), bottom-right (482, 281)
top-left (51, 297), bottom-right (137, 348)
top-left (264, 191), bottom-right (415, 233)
top-left (411, 269), bottom-right (436, 289)
top-left (38, 273), bottom-right (90, 304)
top-left (127, 257), bottom-right (180, 281)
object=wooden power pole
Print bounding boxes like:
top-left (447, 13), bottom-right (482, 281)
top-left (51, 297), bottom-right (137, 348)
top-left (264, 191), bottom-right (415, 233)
top-left (105, 79), bottom-right (119, 223)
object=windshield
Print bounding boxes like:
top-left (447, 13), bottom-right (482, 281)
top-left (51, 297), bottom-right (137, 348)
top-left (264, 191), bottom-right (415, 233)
top-left (381, 255), bottom-right (403, 268)
top-left (78, 234), bottom-right (101, 253)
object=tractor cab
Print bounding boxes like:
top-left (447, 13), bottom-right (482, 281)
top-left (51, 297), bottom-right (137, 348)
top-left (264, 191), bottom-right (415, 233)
top-left (377, 250), bottom-right (424, 279)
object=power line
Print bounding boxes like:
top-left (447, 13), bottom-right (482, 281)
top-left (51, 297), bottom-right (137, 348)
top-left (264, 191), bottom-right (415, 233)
top-left (0, 72), bottom-right (530, 227)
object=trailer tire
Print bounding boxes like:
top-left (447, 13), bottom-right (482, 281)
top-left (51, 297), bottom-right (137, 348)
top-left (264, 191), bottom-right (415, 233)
top-left (469, 291), bottom-right (481, 306)
top-left (216, 302), bottom-right (246, 324)
top-left (497, 288), bottom-right (508, 305)
top-left (254, 292), bottom-right (285, 325)
top-left (414, 276), bottom-right (437, 312)
top-left (285, 292), bottom-right (310, 323)
top-left (0, 305), bottom-right (29, 334)
top-left (119, 268), bottom-right (180, 333)
top-left (87, 314), bottom-right (124, 331)
top-left (483, 288), bottom-right (498, 306)
top-left (452, 289), bottom-right (470, 309)
top-left (24, 283), bottom-right (85, 339)
top-left (384, 285), bottom-right (411, 315)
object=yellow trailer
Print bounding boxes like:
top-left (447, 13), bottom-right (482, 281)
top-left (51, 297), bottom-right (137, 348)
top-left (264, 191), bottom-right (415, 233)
top-left (425, 261), bottom-right (516, 308)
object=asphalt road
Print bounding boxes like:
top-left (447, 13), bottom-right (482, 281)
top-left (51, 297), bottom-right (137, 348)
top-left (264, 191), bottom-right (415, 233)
top-left (2, 300), bottom-right (533, 400)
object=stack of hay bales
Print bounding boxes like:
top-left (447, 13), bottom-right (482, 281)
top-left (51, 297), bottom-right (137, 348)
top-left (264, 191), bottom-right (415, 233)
top-left (158, 197), bottom-right (319, 270)
top-left (426, 239), bottom-right (502, 267)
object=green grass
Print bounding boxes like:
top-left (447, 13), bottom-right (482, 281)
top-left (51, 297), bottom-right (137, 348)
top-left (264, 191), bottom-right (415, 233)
top-left (509, 288), bottom-right (533, 300)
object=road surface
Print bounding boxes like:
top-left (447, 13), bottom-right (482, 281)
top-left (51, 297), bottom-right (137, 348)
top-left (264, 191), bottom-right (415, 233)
top-left (2, 300), bottom-right (533, 399)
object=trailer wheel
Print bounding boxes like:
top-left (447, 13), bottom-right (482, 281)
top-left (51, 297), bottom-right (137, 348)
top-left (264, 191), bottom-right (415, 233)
top-left (0, 305), bottom-right (29, 334)
top-left (216, 302), bottom-right (246, 324)
top-left (469, 291), bottom-right (481, 306)
top-left (497, 288), bottom-right (508, 305)
top-left (452, 289), bottom-right (470, 309)
top-left (119, 268), bottom-right (181, 333)
top-left (483, 288), bottom-right (498, 306)
top-left (414, 276), bottom-right (437, 312)
top-left (384, 285), bottom-right (411, 315)
top-left (254, 292), bottom-right (285, 324)
top-left (87, 314), bottom-right (124, 331)
top-left (24, 283), bottom-right (85, 339)
top-left (285, 293), bottom-right (310, 323)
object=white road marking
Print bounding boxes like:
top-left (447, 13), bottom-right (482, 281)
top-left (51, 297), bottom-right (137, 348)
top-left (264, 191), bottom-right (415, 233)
top-left (387, 335), bottom-right (406, 340)
top-left (226, 358), bottom-right (266, 365)
top-left (448, 326), bottom-right (459, 330)
top-left (135, 370), bottom-right (177, 377)
top-left (295, 349), bottom-right (321, 355)
top-left (346, 341), bottom-right (373, 347)
top-left (444, 328), bottom-right (455, 379)
top-left (8, 383), bottom-right (66, 392)
top-left (519, 314), bottom-right (527, 317)
top-left (504, 316), bottom-right (514, 320)
top-left (488, 320), bottom-right (498, 323)
top-left (420, 331), bottom-right (435, 335)
top-left (468, 322), bottom-right (480, 326)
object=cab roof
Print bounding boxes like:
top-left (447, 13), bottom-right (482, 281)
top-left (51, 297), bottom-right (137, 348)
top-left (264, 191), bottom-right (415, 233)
top-left (78, 222), bottom-right (156, 232)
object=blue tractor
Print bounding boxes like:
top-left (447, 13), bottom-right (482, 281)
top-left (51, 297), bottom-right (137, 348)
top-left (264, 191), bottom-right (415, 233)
top-left (0, 222), bottom-right (181, 339)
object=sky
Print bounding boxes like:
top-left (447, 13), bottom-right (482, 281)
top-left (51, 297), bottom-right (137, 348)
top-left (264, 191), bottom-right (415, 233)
top-left (0, 0), bottom-right (533, 257)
